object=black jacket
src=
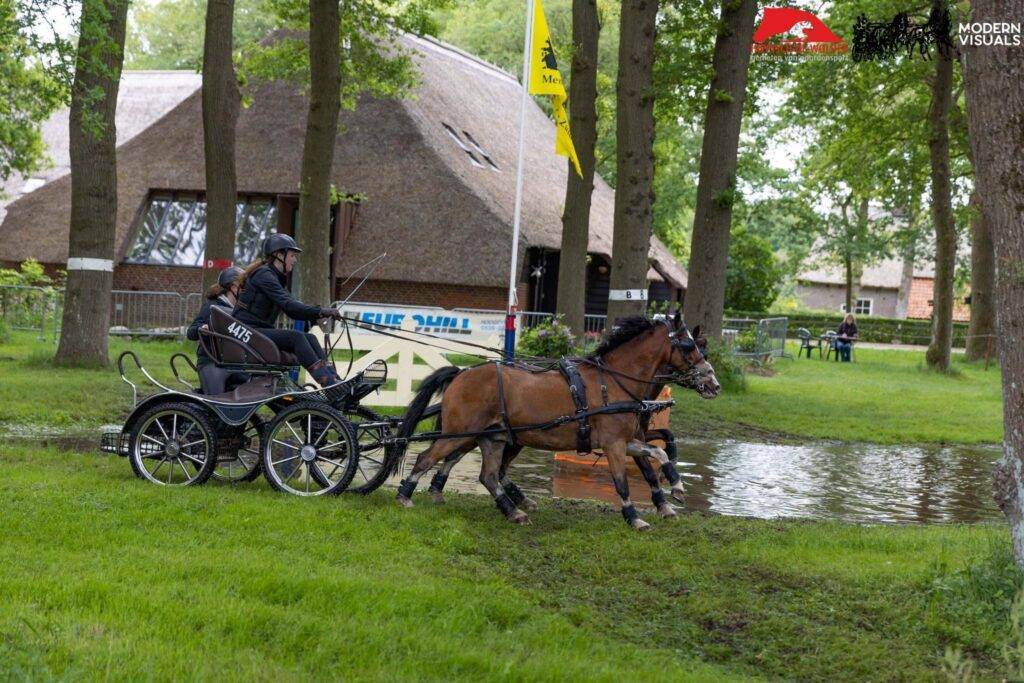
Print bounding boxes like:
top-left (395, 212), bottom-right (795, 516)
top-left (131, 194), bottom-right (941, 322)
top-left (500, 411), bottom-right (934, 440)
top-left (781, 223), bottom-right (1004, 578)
top-left (187, 294), bottom-right (232, 366)
top-left (232, 264), bottom-right (322, 328)
top-left (837, 321), bottom-right (858, 339)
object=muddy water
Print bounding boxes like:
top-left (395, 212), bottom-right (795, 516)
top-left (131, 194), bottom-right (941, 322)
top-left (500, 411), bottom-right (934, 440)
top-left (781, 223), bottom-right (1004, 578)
top-left (426, 440), bottom-right (1002, 525)
top-left (3, 428), bottom-right (1002, 524)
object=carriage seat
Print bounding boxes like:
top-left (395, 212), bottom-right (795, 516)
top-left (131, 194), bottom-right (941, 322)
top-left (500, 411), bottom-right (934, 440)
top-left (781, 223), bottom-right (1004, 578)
top-left (205, 307), bottom-right (300, 368)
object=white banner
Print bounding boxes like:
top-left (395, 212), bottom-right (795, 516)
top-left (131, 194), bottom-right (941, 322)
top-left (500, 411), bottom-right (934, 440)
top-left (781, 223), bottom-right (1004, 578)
top-left (608, 288), bottom-right (648, 301)
top-left (66, 257), bottom-right (114, 272)
top-left (338, 302), bottom-right (508, 341)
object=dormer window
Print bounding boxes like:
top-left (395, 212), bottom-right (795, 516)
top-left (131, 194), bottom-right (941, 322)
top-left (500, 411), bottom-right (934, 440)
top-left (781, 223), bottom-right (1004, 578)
top-left (441, 123), bottom-right (484, 168)
top-left (461, 130), bottom-right (500, 171)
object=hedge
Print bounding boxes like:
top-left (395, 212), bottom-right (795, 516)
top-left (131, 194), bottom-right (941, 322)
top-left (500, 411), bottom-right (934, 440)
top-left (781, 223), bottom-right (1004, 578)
top-left (724, 309), bottom-right (968, 348)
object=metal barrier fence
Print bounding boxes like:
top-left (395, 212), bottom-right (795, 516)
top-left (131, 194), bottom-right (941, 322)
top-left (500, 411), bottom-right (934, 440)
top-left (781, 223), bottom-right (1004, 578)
top-left (724, 316), bottom-right (791, 363)
top-left (110, 290), bottom-right (190, 338)
top-left (0, 285), bottom-right (58, 341)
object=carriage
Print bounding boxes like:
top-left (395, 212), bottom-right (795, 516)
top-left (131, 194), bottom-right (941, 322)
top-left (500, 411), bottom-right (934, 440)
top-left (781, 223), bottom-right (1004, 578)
top-left (101, 307), bottom-right (397, 496)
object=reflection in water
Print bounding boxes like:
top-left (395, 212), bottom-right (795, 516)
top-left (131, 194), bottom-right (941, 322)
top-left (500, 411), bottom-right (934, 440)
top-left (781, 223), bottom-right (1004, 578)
top-left (426, 440), bottom-right (1001, 525)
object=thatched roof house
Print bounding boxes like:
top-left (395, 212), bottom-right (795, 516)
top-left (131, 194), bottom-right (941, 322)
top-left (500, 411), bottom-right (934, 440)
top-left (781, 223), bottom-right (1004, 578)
top-left (0, 32), bottom-right (686, 313)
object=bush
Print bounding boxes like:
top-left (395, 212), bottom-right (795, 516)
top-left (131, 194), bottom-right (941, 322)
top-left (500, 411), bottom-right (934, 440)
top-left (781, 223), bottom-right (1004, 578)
top-left (734, 327), bottom-right (758, 353)
top-left (517, 315), bottom-right (577, 359)
top-left (726, 308), bottom-right (969, 347)
top-left (703, 338), bottom-right (747, 393)
top-left (725, 228), bottom-right (783, 311)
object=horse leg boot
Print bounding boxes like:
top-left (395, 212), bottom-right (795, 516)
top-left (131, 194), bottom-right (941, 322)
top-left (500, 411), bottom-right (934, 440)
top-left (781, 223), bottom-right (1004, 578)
top-left (497, 443), bottom-right (536, 511)
top-left (607, 445), bottom-right (649, 531)
top-left (478, 438), bottom-right (529, 524)
top-left (427, 446), bottom-right (472, 504)
top-left (396, 437), bottom-right (473, 508)
top-left (633, 436), bottom-right (685, 504)
top-left (633, 455), bottom-right (676, 519)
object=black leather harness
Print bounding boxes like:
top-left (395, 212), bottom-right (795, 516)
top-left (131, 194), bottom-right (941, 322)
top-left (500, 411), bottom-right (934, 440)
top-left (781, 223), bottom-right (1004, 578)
top-left (557, 359), bottom-right (593, 453)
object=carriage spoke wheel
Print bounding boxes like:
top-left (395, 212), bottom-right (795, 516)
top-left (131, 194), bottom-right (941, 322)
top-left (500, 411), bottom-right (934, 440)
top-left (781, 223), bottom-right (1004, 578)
top-left (345, 406), bottom-right (397, 494)
top-left (212, 415), bottom-right (264, 483)
top-left (128, 402), bottom-right (218, 486)
top-left (262, 403), bottom-right (358, 496)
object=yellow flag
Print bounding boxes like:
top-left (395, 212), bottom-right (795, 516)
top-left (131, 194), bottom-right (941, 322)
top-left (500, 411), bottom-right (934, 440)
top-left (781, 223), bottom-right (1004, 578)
top-left (528, 0), bottom-right (582, 177)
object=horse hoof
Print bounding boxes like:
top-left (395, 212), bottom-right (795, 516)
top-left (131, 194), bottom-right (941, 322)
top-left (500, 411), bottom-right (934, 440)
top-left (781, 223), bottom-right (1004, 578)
top-left (670, 487), bottom-right (686, 505)
top-left (510, 510), bottom-right (531, 525)
top-left (657, 503), bottom-right (677, 519)
top-left (521, 496), bottom-right (539, 511)
top-left (631, 518), bottom-right (651, 532)
top-left (396, 494), bottom-right (414, 508)
top-left (429, 489), bottom-right (445, 504)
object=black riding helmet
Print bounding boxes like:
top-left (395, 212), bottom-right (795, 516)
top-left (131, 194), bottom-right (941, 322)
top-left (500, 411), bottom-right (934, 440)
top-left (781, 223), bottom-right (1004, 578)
top-left (217, 265), bottom-right (244, 288)
top-left (262, 233), bottom-right (302, 259)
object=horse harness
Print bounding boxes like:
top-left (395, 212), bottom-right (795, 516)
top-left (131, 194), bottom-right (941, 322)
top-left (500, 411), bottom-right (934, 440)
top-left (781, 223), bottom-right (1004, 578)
top-left (489, 357), bottom-right (671, 454)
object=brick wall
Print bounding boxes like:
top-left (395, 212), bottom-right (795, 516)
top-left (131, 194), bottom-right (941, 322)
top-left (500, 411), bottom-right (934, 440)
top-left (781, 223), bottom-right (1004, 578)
top-left (345, 278), bottom-right (527, 311)
top-left (113, 264), bottom-right (204, 295)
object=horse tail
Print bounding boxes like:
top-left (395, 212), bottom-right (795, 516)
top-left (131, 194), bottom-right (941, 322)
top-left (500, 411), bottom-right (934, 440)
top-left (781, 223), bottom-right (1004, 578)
top-left (386, 365), bottom-right (463, 476)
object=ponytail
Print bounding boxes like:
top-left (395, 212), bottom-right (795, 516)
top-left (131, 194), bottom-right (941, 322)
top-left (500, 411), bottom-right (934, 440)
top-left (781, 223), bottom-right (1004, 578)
top-left (205, 283), bottom-right (225, 300)
top-left (235, 258), bottom-right (266, 293)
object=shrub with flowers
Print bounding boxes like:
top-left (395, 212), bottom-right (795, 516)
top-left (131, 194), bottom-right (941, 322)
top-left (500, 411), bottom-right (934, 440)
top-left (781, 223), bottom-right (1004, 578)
top-left (516, 315), bottom-right (577, 359)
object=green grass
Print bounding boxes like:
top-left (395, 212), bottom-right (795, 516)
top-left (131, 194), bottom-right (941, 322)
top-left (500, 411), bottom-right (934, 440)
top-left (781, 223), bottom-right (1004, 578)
top-left (0, 331), bottom-right (1004, 446)
top-left (0, 446), bottom-right (1016, 681)
top-left (672, 343), bottom-right (1004, 445)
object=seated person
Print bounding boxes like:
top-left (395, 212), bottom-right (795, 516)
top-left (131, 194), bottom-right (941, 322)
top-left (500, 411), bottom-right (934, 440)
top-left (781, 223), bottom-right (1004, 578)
top-left (835, 313), bottom-right (858, 362)
top-left (187, 265), bottom-right (251, 394)
top-left (232, 233), bottom-right (343, 386)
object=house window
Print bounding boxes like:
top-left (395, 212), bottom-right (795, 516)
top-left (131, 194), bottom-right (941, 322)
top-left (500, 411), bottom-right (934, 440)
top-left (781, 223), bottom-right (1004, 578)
top-left (840, 299), bottom-right (873, 316)
top-left (441, 123), bottom-right (485, 168)
top-left (125, 193), bottom-right (278, 266)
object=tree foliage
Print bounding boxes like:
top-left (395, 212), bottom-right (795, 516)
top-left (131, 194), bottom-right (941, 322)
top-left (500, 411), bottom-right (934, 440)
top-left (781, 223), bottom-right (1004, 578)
top-left (724, 226), bottom-right (783, 312)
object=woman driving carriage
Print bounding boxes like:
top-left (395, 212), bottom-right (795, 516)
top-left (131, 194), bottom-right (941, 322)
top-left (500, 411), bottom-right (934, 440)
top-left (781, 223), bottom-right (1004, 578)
top-left (232, 233), bottom-right (344, 387)
top-left (186, 265), bottom-right (250, 394)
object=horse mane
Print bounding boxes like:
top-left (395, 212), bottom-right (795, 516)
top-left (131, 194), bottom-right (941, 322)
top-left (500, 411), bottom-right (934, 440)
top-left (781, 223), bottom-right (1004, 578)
top-left (588, 316), bottom-right (665, 358)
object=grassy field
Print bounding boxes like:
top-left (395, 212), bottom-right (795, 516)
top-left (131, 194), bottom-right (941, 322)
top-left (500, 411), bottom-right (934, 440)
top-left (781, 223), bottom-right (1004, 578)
top-left (0, 331), bottom-right (1004, 445)
top-left (672, 344), bottom-right (1004, 445)
top-left (0, 445), bottom-right (1017, 681)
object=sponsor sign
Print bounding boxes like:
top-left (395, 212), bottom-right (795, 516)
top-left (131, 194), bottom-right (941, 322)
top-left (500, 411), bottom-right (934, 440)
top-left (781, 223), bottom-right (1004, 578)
top-left (338, 302), bottom-right (507, 341)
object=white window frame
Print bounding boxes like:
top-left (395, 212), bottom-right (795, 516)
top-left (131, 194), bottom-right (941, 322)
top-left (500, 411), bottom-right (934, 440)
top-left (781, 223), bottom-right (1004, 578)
top-left (840, 299), bottom-right (873, 315)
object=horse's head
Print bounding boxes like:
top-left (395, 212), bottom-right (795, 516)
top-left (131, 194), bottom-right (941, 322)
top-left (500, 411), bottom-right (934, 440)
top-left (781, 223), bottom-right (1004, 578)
top-left (663, 312), bottom-right (720, 399)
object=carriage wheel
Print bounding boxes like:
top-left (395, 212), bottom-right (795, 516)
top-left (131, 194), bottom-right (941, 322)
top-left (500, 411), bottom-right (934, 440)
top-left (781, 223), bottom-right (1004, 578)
top-left (345, 406), bottom-right (398, 494)
top-left (261, 403), bottom-right (358, 496)
top-left (212, 414), bottom-right (264, 483)
top-left (128, 402), bottom-right (218, 486)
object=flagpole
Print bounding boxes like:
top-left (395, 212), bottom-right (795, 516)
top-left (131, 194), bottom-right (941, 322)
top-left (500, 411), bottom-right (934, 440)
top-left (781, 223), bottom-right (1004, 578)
top-left (504, 0), bottom-right (535, 361)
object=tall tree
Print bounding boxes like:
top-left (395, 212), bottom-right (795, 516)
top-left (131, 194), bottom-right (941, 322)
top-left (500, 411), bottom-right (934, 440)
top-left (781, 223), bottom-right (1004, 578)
top-left (555, 0), bottom-right (600, 337)
top-left (962, 0), bottom-right (1024, 566)
top-left (294, 0), bottom-right (341, 306)
top-left (201, 0), bottom-right (241, 287)
top-left (605, 0), bottom-right (657, 324)
top-left (53, 0), bottom-right (129, 366)
top-left (924, 0), bottom-right (956, 372)
top-left (681, 0), bottom-right (757, 338)
top-left (965, 192), bottom-right (995, 360)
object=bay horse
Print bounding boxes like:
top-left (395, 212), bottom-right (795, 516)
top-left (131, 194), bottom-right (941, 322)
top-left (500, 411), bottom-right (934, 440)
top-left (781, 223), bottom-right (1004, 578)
top-left (393, 315), bottom-right (721, 530)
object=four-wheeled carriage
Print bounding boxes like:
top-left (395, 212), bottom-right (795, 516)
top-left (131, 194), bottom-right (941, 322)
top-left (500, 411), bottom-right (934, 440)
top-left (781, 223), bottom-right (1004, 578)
top-left (102, 309), bottom-right (394, 496)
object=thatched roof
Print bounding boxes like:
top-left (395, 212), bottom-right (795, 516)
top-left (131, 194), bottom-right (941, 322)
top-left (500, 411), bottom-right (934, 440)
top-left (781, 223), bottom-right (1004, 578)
top-left (798, 258), bottom-right (934, 289)
top-left (0, 33), bottom-right (686, 290)
top-left (0, 71), bottom-right (202, 227)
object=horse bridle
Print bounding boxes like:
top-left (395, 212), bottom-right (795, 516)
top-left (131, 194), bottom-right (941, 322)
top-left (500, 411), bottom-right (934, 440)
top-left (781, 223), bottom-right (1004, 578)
top-left (656, 328), bottom-right (711, 388)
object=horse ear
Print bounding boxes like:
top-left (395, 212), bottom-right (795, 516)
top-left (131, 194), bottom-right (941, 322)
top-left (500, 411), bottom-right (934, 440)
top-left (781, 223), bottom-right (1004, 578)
top-left (672, 308), bottom-right (682, 331)
top-left (693, 324), bottom-right (702, 340)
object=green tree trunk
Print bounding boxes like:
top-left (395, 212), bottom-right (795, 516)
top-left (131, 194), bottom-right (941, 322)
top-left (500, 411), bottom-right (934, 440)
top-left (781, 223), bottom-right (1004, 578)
top-left (201, 0), bottom-right (240, 288)
top-left (53, 0), bottom-right (129, 367)
top-left (295, 0), bottom-right (341, 307)
top-left (963, 0), bottom-right (1024, 566)
top-left (925, 0), bottom-right (957, 371)
top-left (556, 0), bottom-right (600, 339)
top-left (682, 0), bottom-right (758, 339)
top-left (606, 0), bottom-right (658, 325)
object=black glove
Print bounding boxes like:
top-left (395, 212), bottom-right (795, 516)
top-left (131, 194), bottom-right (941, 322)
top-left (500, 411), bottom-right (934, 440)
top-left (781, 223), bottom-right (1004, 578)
top-left (320, 307), bottom-right (342, 320)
